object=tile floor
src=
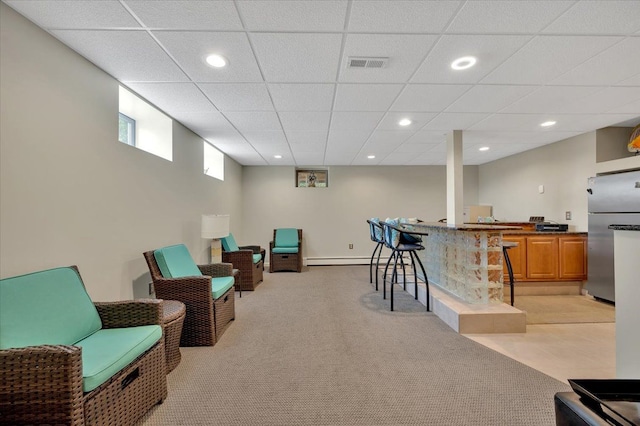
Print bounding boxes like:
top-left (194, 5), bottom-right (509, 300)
top-left (464, 322), bottom-right (616, 384)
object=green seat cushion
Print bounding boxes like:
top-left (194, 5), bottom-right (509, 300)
top-left (212, 276), bottom-right (235, 299)
top-left (0, 267), bottom-right (102, 350)
top-left (275, 228), bottom-right (299, 248)
top-left (154, 244), bottom-right (202, 278)
top-left (252, 254), bottom-right (262, 264)
top-left (221, 234), bottom-right (239, 252)
top-left (272, 247), bottom-right (299, 254)
top-left (76, 325), bottom-right (162, 392)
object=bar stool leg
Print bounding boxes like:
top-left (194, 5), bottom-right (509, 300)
top-left (503, 247), bottom-right (515, 306)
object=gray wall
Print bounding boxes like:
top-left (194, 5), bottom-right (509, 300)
top-left (0, 4), bottom-right (243, 300)
top-left (240, 165), bottom-right (479, 263)
top-left (478, 132), bottom-right (596, 232)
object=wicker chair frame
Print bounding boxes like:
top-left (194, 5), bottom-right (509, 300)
top-left (143, 251), bottom-right (235, 347)
top-left (0, 266), bottom-right (167, 426)
top-left (269, 229), bottom-right (303, 273)
top-left (222, 245), bottom-right (265, 291)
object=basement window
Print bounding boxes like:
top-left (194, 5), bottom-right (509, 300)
top-left (204, 141), bottom-right (224, 181)
top-left (118, 86), bottom-right (172, 161)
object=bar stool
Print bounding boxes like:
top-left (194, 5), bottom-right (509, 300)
top-left (366, 219), bottom-right (384, 290)
top-left (503, 241), bottom-right (518, 306)
top-left (380, 220), bottom-right (430, 312)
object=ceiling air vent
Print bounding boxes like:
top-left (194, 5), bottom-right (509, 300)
top-left (347, 57), bottom-right (388, 69)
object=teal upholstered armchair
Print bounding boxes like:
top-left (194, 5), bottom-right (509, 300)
top-left (221, 233), bottom-right (264, 291)
top-left (269, 228), bottom-right (303, 273)
top-left (143, 244), bottom-right (235, 347)
top-left (0, 266), bottom-right (167, 425)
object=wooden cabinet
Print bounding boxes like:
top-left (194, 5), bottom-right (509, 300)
top-left (526, 236), bottom-right (559, 280)
top-left (502, 234), bottom-right (587, 282)
top-left (502, 235), bottom-right (527, 281)
top-left (559, 237), bottom-right (587, 280)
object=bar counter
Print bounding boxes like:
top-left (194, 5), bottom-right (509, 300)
top-left (400, 222), bottom-right (522, 305)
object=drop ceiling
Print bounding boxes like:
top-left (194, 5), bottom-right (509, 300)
top-left (5, 0), bottom-right (640, 166)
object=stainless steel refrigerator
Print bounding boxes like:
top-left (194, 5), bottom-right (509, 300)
top-left (586, 170), bottom-right (640, 303)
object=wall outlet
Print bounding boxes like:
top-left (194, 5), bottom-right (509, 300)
top-left (349, 243), bottom-right (353, 249)
top-left (565, 211), bottom-right (572, 220)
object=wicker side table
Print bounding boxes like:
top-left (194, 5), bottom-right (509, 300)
top-left (162, 300), bottom-right (186, 374)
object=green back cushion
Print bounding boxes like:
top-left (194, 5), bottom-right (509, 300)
top-left (221, 234), bottom-right (239, 252)
top-left (154, 244), bottom-right (202, 278)
top-left (275, 228), bottom-right (299, 248)
top-left (0, 267), bottom-right (102, 349)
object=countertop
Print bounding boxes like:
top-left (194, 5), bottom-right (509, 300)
top-left (609, 224), bottom-right (640, 231)
top-left (404, 222), bottom-right (522, 231)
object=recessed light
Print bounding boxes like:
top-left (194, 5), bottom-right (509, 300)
top-left (398, 118), bottom-right (412, 126)
top-left (206, 54), bottom-right (227, 68)
top-left (367, 155), bottom-right (376, 159)
top-left (479, 146), bottom-right (490, 151)
top-left (451, 56), bottom-right (477, 70)
top-left (274, 155), bottom-right (282, 159)
top-left (540, 120), bottom-right (557, 127)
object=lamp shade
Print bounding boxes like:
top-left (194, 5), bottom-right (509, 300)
top-left (201, 214), bottom-right (230, 239)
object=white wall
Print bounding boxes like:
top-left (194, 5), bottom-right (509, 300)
top-left (0, 4), bottom-right (243, 301)
top-left (478, 132), bottom-right (596, 232)
top-left (240, 165), bottom-right (479, 262)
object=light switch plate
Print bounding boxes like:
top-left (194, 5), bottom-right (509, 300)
top-left (538, 185), bottom-right (544, 194)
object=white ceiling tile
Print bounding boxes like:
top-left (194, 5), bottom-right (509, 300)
top-left (616, 72), bottom-right (640, 87)
top-left (394, 143), bottom-right (439, 154)
top-left (364, 130), bottom-right (413, 148)
top-left (323, 151), bottom-right (357, 165)
top-left (378, 152), bottom-right (422, 165)
top-left (348, 0), bottom-right (461, 33)
top-left (237, 0), bottom-right (347, 31)
top-left (51, 30), bottom-right (188, 82)
top-left (207, 139), bottom-right (256, 154)
top-left (446, 85), bottom-right (536, 113)
top-left (286, 131), bottom-right (328, 146)
top-left (123, 82), bottom-right (216, 115)
top-left (542, 1), bottom-right (640, 35)
top-left (268, 84), bottom-right (335, 111)
top-left (553, 87), bottom-right (640, 114)
top-left (254, 144), bottom-right (290, 157)
top-left (500, 86), bottom-right (603, 114)
top-left (550, 38), bottom-right (640, 86)
top-left (421, 113), bottom-right (490, 131)
top-left (334, 84), bottom-right (404, 111)
top-left (153, 31), bottom-right (262, 82)
top-left (241, 131), bottom-right (288, 146)
top-left (251, 33), bottom-right (342, 82)
top-left (6, 0), bottom-right (140, 29)
top-left (125, 0), bottom-right (242, 30)
top-left (377, 112), bottom-right (437, 130)
top-left (469, 114), bottom-right (553, 132)
top-left (606, 99), bottom-right (640, 115)
top-left (327, 129), bottom-right (372, 150)
top-left (199, 83), bottom-right (273, 111)
top-left (447, 1), bottom-right (573, 34)
top-left (224, 112), bottom-right (282, 132)
top-left (404, 131), bottom-right (448, 145)
top-left (173, 111), bottom-right (236, 132)
top-left (390, 85), bottom-right (471, 112)
top-left (330, 112), bottom-right (385, 131)
top-left (412, 35), bottom-right (531, 84)
top-left (293, 153), bottom-right (326, 166)
top-left (279, 112), bottom-right (331, 133)
top-left (340, 34), bottom-right (439, 83)
top-left (481, 36), bottom-right (622, 85)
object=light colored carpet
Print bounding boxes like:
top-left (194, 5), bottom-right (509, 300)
top-left (515, 295), bottom-right (615, 325)
top-left (139, 266), bottom-right (569, 426)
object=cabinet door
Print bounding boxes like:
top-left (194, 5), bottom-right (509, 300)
top-left (502, 235), bottom-right (527, 281)
top-left (559, 236), bottom-right (587, 280)
top-left (526, 236), bottom-right (559, 280)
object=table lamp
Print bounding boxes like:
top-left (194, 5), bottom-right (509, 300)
top-left (201, 214), bottom-right (230, 263)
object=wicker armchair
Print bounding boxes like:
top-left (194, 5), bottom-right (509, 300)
top-left (143, 246), bottom-right (235, 347)
top-left (221, 233), bottom-right (265, 291)
top-left (269, 228), bottom-right (303, 272)
top-left (0, 266), bottom-right (167, 426)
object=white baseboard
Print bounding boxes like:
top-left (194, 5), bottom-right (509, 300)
top-left (305, 256), bottom-right (374, 266)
